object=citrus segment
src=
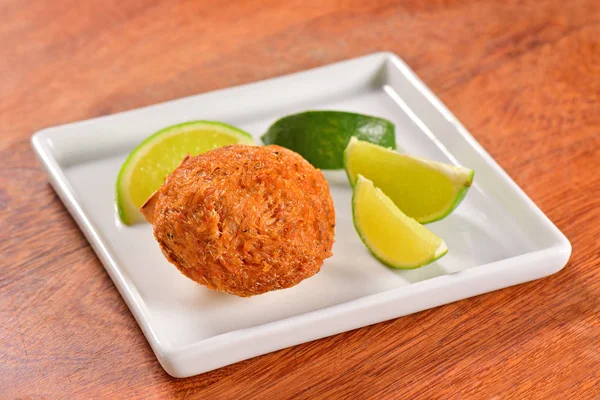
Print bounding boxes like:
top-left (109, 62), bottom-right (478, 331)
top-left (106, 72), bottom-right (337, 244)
top-left (352, 175), bottom-right (448, 269)
top-left (261, 111), bottom-right (395, 169)
top-left (345, 137), bottom-right (473, 223)
top-left (116, 121), bottom-right (255, 225)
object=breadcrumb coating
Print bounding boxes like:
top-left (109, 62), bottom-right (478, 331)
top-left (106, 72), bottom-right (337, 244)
top-left (148, 144), bottom-right (335, 297)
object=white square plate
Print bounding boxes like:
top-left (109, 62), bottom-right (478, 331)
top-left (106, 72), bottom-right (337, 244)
top-left (32, 52), bottom-right (571, 378)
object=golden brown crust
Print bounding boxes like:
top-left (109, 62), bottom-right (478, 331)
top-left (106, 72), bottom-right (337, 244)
top-left (151, 145), bottom-right (335, 297)
top-left (140, 190), bottom-right (158, 224)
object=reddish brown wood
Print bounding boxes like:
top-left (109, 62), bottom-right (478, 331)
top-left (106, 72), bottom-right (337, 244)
top-left (1, 0), bottom-right (599, 398)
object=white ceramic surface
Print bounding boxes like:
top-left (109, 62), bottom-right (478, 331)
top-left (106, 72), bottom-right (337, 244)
top-left (32, 52), bottom-right (571, 378)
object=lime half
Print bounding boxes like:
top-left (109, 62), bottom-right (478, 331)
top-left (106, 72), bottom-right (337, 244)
top-left (345, 138), bottom-right (474, 224)
top-left (352, 175), bottom-right (448, 269)
top-left (116, 121), bottom-right (255, 225)
top-left (261, 111), bottom-right (395, 169)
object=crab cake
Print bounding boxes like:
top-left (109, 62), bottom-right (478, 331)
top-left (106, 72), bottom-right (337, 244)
top-left (141, 144), bottom-right (335, 297)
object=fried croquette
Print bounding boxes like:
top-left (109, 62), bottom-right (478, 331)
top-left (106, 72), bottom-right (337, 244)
top-left (141, 144), bottom-right (335, 297)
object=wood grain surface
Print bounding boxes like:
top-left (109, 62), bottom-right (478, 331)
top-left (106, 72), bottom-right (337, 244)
top-left (1, 0), bottom-right (599, 398)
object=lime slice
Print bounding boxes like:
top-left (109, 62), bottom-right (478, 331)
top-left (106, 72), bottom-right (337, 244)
top-left (261, 111), bottom-right (395, 169)
top-left (345, 138), bottom-right (474, 224)
top-left (353, 175), bottom-right (448, 268)
top-left (116, 121), bottom-right (255, 225)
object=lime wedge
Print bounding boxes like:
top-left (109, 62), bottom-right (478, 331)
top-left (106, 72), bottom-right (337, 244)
top-left (116, 121), bottom-right (255, 225)
top-left (261, 111), bottom-right (395, 169)
top-left (353, 175), bottom-right (448, 269)
top-left (345, 138), bottom-right (474, 224)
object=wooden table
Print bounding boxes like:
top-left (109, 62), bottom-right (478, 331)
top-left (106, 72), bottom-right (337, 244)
top-left (2, 0), bottom-right (599, 398)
